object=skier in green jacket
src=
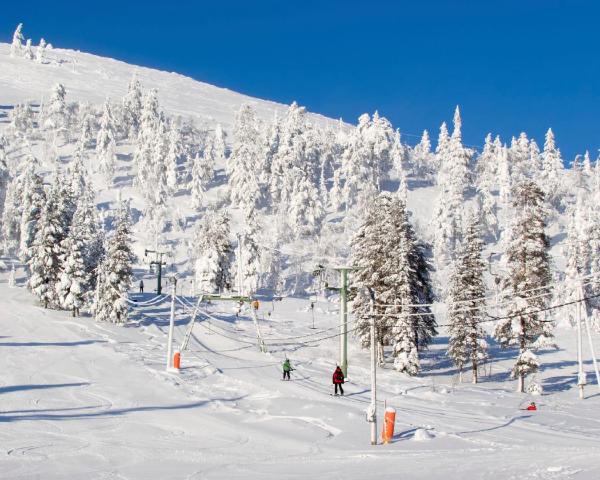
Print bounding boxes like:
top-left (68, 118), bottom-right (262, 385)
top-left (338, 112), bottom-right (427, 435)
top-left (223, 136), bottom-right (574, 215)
top-left (282, 359), bottom-right (293, 380)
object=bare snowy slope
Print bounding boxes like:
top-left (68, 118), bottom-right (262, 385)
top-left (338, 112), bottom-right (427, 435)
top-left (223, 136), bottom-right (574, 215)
top-left (0, 42), bottom-right (335, 130)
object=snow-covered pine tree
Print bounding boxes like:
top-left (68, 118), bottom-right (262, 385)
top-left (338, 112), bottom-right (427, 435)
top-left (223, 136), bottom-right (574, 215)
top-left (165, 126), bottom-right (185, 193)
top-left (35, 38), bottom-right (46, 63)
top-left (228, 104), bottom-right (262, 216)
top-left (134, 89), bottom-right (160, 189)
top-left (94, 202), bottom-right (135, 324)
top-left (238, 213), bottom-right (262, 295)
top-left (56, 228), bottom-right (88, 316)
top-left (341, 112), bottom-right (394, 209)
top-left (96, 100), bottom-right (117, 181)
top-left (447, 212), bottom-right (488, 382)
top-left (540, 128), bottom-right (564, 209)
top-left (434, 122), bottom-right (450, 183)
top-left (391, 129), bottom-right (408, 202)
top-left (508, 133), bottom-right (530, 183)
top-left (18, 170), bottom-right (46, 262)
top-left (269, 102), bottom-right (305, 208)
top-left (10, 23), bottom-right (25, 57)
top-left (193, 210), bottom-right (232, 293)
top-left (43, 84), bottom-right (67, 132)
top-left (351, 193), bottom-right (394, 355)
top-left (23, 39), bottom-right (34, 60)
top-left (0, 149), bottom-right (9, 231)
top-left (70, 189), bottom-right (105, 294)
top-left (10, 102), bottom-right (35, 140)
top-left (494, 181), bottom-right (553, 393)
top-left (411, 129), bottom-right (434, 179)
top-left (27, 178), bottom-right (66, 308)
top-left (122, 76), bottom-right (143, 139)
top-left (1, 155), bottom-right (37, 255)
top-left (351, 192), bottom-right (435, 374)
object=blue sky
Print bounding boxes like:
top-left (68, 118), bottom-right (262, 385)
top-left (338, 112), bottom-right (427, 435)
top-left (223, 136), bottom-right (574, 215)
top-left (2, 0), bottom-right (598, 161)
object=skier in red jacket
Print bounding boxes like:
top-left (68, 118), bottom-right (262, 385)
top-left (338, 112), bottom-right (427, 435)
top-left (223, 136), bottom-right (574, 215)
top-left (332, 366), bottom-right (345, 395)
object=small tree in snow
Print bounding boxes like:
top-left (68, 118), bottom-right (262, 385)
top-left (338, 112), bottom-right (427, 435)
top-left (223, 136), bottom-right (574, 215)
top-left (35, 38), bottom-right (47, 63)
top-left (10, 24), bottom-right (25, 57)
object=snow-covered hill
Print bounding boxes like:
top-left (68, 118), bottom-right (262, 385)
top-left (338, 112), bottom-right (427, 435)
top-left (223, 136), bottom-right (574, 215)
top-left (0, 43), bottom-right (335, 130)
top-left (2, 31), bottom-right (600, 480)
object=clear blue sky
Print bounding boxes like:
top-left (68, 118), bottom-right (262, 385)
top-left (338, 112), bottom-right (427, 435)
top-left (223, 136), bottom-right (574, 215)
top-left (2, 0), bottom-right (598, 161)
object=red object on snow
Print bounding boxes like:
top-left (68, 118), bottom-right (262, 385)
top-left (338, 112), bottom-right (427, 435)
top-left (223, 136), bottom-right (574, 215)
top-left (526, 402), bottom-right (537, 411)
top-left (332, 367), bottom-right (344, 384)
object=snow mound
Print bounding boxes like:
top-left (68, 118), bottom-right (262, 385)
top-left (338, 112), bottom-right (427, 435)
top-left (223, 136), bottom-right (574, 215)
top-left (412, 428), bottom-right (435, 441)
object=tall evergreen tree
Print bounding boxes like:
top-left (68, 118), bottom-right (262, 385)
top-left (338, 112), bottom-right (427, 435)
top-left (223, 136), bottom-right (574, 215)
top-left (447, 213), bottom-right (488, 383)
top-left (94, 202), bottom-right (135, 324)
top-left (96, 100), bottom-right (117, 181)
top-left (351, 192), bottom-right (435, 375)
top-left (228, 105), bottom-right (262, 216)
top-left (193, 210), bottom-right (232, 293)
top-left (27, 178), bottom-right (66, 308)
top-left (494, 181), bottom-right (553, 393)
top-left (122, 76), bottom-right (143, 139)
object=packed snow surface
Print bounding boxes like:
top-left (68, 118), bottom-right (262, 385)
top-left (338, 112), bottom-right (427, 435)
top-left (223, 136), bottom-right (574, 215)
top-left (2, 277), bottom-right (600, 479)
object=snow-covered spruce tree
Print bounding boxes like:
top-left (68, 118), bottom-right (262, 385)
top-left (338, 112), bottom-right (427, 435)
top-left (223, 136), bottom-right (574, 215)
top-left (341, 112), bottom-right (394, 209)
top-left (165, 126), bottom-right (185, 193)
top-left (351, 192), bottom-right (435, 374)
top-left (10, 23), bottom-right (25, 57)
top-left (23, 39), bottom-right (34, 60)
top-left (228, 104), bottom-right (262, 215)
top-left (391, 129), bottom-right (408, 203)
top-left (96, 100), bottom-right (117, 181)
top-left (56, 228), bottom-right (88, 316)
top-left (269, 102), bottom-right (305, 207)
top-left (0, 150), bottom-right (9, 231)
top-left (35, 38), bottom-right (46, 63)
top-left (329, 168), bottom-right (343, 211)
top-left (1, 155), bottom-right (37, 255)
top-left (351, 193), bottom-right (394, 357)
top-left (193, 210), bottom-right (232, 293)
top-left (70, 189), bottom-right (105, 294)
top-left (411, 129), bottom-right (434, 179)
top-left (237, 213), bottom-right (262, 295)
top-left (434, 121), bottom-right (450, 183)
top-left (260, 116), bottom-right (280, 188)
top-left (134, 89), bottom-right (160, 189)
top-left (206, 123), bottom-right (226, 177)
top-left (27, 178), bottom-right (66, 308)
top-left (540, 128), bottom-right (564, 209)
top-left (494, 181), bottom-right (553, 393)
top-left (43, 84), bottom-right (67, 132)
top-left (508, 132), bottom-right (530, 184)
top-left (10, 102), bottom-right (35, 140)
top-left (122, 76), bottom-right (143, 139)
top-left (447, 212), bottom-right (488, 383)
top-left (18, 170), bottom-right (46, 262)
top-left (432, 107), bottom-right (473, 270)
top-left (78, 113), bottom-right (95, 151)
top-left (475, 134), bottom-right (499, 239)
top-left (94, 202), bottom-right (134, 324)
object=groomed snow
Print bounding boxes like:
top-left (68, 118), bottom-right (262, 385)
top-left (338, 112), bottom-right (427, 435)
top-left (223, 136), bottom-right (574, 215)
top-left (2, 273), bottom-right (600, 479)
